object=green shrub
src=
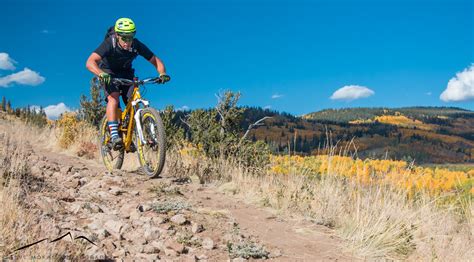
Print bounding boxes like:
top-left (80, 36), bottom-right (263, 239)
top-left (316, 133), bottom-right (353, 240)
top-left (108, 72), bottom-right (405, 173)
top-left (183, 91), bottom-right (270, 169)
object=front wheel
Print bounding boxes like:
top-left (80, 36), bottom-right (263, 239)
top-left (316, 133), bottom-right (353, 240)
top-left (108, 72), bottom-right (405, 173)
top-left (135, 108), bottom-right (166, 178)
top-left (99, 115), bottom-right (124, 171)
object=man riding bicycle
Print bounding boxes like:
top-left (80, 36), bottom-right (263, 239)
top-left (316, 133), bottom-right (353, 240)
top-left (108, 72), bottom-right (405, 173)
top-left (86, 17), bottom-right (170, 150)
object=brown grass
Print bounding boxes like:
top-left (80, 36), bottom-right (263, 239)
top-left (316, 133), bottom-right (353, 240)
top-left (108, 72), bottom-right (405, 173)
top-left (217, 164), bottom-right (473, 260)
top-left (2, 116), bottom-right (472, 260)
top-left (0, 121), bottom-right (90, 260)
top-left (0, 119), bottom-right (96, 261)
top-left (160, 138), bottom-right (473, 259)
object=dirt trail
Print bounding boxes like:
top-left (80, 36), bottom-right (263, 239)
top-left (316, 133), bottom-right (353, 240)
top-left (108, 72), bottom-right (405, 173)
top-left (7, 130), bottom-right (355, 261)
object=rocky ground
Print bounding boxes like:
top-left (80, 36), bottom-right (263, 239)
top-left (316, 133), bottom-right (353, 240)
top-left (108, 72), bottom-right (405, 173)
top-left (7, 136), bottom-right (354, 261)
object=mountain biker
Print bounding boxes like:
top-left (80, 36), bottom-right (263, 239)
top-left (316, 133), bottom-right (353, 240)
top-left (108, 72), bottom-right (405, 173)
top-left (86, 17), bottom-right (170, 150)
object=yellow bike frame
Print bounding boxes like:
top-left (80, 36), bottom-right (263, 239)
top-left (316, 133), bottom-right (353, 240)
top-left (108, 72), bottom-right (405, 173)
top-left (118, 82), bottom-right (142, 152)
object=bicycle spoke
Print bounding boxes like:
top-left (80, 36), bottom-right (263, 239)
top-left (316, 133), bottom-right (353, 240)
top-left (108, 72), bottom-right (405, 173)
top-left (134, 108), bottom-right (166, 177)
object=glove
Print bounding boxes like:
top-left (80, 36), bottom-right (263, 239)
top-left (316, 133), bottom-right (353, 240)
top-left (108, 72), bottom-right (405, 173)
top-left (159, 74), bottom-right (171, 83)
top-left (99, 72), bottom-right (111, 86)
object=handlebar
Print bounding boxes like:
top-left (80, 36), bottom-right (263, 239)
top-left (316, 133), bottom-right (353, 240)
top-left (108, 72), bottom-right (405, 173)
top-left (111, 77), bottom-right (164, 86)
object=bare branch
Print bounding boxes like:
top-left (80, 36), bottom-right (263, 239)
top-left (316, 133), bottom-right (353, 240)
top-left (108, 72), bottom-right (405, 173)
top-left (179, 116), bottom-right (191, 128)
top-left (239, 116), bottom-right (272, 146)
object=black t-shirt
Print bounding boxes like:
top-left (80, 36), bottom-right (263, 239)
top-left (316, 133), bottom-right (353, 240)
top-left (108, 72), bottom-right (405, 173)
top-left (94, 36), bottom-right (154, 74)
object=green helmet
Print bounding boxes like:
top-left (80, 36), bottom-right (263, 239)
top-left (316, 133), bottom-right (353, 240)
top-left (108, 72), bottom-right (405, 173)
top-left (115, 18), bottom-right (136, 34)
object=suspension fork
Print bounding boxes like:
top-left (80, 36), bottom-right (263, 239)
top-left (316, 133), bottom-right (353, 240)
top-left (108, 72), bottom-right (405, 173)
top-left (132, 99), bottom-right (150, 145)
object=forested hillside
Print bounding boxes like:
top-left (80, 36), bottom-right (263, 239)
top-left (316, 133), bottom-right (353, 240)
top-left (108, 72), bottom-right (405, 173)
top-left (242, 107), bottom-right (474, 164)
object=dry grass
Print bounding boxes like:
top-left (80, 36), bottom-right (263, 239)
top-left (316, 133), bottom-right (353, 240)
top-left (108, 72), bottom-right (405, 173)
top-left (0, 121), bottom-right (94, 260)
top-left (216, 158), bottom-right (473, 260)
top-left (2, 115), bottom-right (472, 260)
top-left (171, 142), bottom-right (472, 260)
top-left (49, 113), bottom-right (99, 160)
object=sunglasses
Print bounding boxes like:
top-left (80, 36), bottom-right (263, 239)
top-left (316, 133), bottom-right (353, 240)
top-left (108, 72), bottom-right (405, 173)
top-left (117, 33), bottom-right (135, 42)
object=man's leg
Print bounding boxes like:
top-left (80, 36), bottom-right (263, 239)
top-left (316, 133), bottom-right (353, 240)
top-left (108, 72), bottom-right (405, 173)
top-left (106, 92), bottom-right (123, 150)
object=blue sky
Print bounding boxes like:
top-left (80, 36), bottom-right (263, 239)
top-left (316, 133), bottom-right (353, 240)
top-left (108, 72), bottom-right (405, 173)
top-left (1, 0), bottom-right (473, 118)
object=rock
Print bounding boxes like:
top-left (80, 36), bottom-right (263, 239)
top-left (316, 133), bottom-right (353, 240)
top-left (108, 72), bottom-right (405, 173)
top-left (104, 219), bottom-right (125, 240)
top-left (30, 165), bottom-right (43, 176)
top-left (197, 254), bottom-right (208, 260)
top-left (191, 222), bottom-right (204, 234)
top-left (34, 196), bottom-right (59, 215)
top-left (119, 203), bottom-right (137, 219)
top-left (60, 165), bottom-right (73, 174)
top-left (130, 209), bottom-right (141, 220)
top-left (150, 240), bottom-right (163, 250)
top-left (123, 230), bottom-right (147, 245)
top-left (143, 245), bottom-right (160, 254)
top-left (97, 191), bottom-right (110, 199)
top-left (95, 228), bottom-right (110, 240)
top-left (87, 219), bottom-right (102, 231)
top-left (181, 254), bottom-right (198, 262)
top-left (68, 202), bottom-right (82, 215)
top-left (167, 229), bottom-right (177, 237)
top-left (87, 203), bottom-right (103, 213)
top-left (112, 248), bottom-right (126, 258)
top-left (170, 214), bottom-right (187, 225)
top-left (72, 172), bottom-right (82, 179)
top-left (201, 238), bottom-right (214, 250)
top-left (127, 245), bottom-right (145, 254)
top-left (136, 253), bottom-right (160, 260)
top-left (163, 248), bottom-right (177, 257)
top-left (132, 219), bottom-right (145, 227)
top-left (269, 248), bottom-right (282, 258)
top-left (160, 224), bottom-right (173, 230)
top-left (72, 166), bottom-right (88, 173)
top-left (151, 216), bottom-right (166, 225)
top-left (232, 258), bottom-right (247, 262)
top-left (79, 177), bottom-right (88, 186)
top-left (140, 216), bottom-right (153, 223)
top-left (138, 204), bottom-right (152, 212)
top-left (65, 178), bottom-right (80, 189)
top-left (165, 239), bottom-right (185, 254)
top-left (84, 245), bottom-right (107, 260)
top-left (109, 186), bottom-right (125, 196)
top-left (144, 226), bottom-right (161, 241)
top-left (50, 226), bottom-right (61, 237)
top-left (130, 191), bottom-right (140, 196)
top-left (102, 239), bottom-right (116, 251)
top-left (52, 164), bottom-right (60, 172)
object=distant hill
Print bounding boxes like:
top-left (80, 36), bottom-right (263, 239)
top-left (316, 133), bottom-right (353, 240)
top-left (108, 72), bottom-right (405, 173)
top-left (242, 106), bottom-right (474, 164)
top-left (302, 107), bottom-right (473, 123)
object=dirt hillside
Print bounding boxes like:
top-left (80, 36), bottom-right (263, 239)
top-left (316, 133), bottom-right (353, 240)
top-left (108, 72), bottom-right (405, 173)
top-left (0, 120), bottom-right (355, 261)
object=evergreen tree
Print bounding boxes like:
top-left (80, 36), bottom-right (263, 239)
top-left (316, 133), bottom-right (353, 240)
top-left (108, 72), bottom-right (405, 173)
top-left (1, 96), bottom-right (5, 111)
top-left (79, 79), bottom-right (105, 127)
top-left (6, 100), bottom-right (12, 114)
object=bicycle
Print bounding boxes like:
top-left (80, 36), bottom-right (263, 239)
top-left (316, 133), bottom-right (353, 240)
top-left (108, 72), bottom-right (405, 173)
top-left (97, 76), bottom-right (167, 178)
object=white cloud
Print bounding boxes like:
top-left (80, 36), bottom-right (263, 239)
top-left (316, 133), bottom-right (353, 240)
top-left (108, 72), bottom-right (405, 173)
top-left (263, 105), bottom-right (272, 110)
top-left (0, 53), bottom-right (16, 70)
top-left (44, 103), bottom-right (71, 119)
top-left (29, 105), bottom-right (41, 113)
top-left (271, 94), bottom-right (283, 99)
top-left (177, 105), bottom-right (190, 111)
top-left (41, 29), bottom-right (56, 34)
top-left (330, 85), bottom-right (375, 101)
top-left (426, 92), bottom-right (432, 96)
top-left (0, 68), bottom-right (45, 87)
top-left (440, 65), bottom-right (474, 102)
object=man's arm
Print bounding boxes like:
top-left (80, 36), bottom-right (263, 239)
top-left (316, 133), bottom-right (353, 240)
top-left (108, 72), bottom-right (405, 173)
top-left (148, 55), bottom-right (167, 76)
top-left (86, 52), bottom-right (105, 76)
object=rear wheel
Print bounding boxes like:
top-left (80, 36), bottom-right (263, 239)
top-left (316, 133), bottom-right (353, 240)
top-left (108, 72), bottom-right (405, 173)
top-left (99, 116), bottom-right (124, 171)
top-left (135, 108), bottom-right (166, 178)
